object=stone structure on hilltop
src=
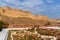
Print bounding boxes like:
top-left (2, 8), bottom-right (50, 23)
top-left (0, 7), bottom-right (48, 20)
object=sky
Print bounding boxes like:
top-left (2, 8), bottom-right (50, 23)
top-left (0, 0), bottom-right (60, 19)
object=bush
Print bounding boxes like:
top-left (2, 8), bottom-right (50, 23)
top-left (45, 21), bottom-right (51, 26)
top-left (0, 21), bottom-right (9, 28)
top-left (0, 21), bottom-right (4, 28)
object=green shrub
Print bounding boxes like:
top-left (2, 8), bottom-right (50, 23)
top-left (0, 21), bottom-right (9, 28)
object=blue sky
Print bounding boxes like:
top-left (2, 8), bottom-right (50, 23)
top-left (0, 0), bottom-right (60, 19)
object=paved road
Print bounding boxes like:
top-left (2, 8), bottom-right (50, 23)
top-left (40, 27), bottom-right (60, 29)
top-left (0, 29), bottom-right (8, 40)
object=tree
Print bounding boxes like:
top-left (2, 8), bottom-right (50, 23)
top-left (0, 21), bottom-right (5, 28)
top-left (0, 21), bottom-right (9, 28)
top-left (0, 21), bottom-right (5, 31)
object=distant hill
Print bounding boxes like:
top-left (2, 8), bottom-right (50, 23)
top-left (0, 7), bottom-right (60, 27)
top-left (0, 7), bottom-right (48, 20)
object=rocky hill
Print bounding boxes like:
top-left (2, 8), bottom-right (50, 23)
top-left (0, 7), bottom-right (48, 20)
top-left (0, 7), bottom-right (60, 27)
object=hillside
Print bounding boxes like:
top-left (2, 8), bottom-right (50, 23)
top-left (0, 13), bottom-right (47, 25)
top-left (0, 7), bottom-right (60, 27)
top-left (0, 7), bottom-right (48, 20)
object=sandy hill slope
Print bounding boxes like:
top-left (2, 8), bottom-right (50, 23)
top-left (0, 7), bottom-right (60, 27)
top-left (0, 7), bottom-right (48, 20)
